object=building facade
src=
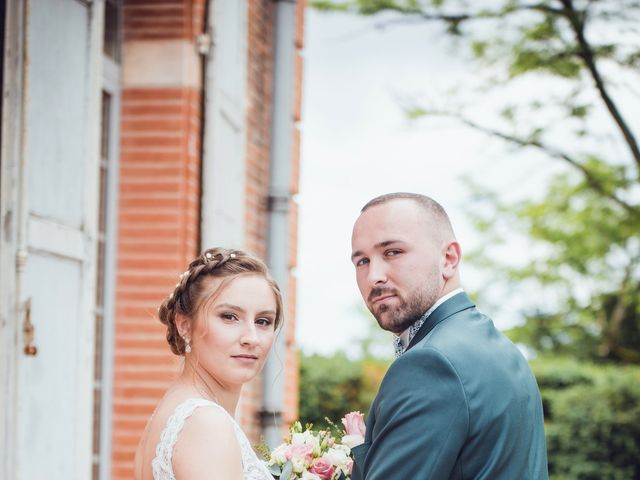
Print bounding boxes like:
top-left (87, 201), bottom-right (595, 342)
top-left (0, 1), bottom-right (303, 479)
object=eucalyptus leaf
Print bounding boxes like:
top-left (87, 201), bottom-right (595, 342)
top-left (268, 462), bottom-right (282, 476)
top-left (280, 461), bottom-right (293, 480)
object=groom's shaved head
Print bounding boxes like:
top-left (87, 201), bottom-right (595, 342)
top-left (361, 192), bottom-right (456, 244)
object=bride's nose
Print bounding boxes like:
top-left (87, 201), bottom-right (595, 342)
top-left (240, 322), bottom-right (259, 346)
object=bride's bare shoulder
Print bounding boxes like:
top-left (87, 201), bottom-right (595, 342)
top-left (172, 404), bottom-right (243, 479)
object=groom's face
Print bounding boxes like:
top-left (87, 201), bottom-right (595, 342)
top-left (351, 199), bottom-right (446, 334)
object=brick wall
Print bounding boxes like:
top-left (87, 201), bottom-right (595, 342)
top-left (112, 1), bottom-right (205, 478)
top-left (123, 0), bottom-right (205, 40)
top-left (112, 0), bottom-right (304, 476)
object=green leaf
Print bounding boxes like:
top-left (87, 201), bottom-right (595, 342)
top-left (280, 461), bottom-right (293, 480)
top-left (471, 41), bottom-right (488, 58)
top-left (569, 104), bottom-right (590, 118)
top-left (268, 463), bottom-right (282, 476)
top-left (309, 1), bottom-right (350, 12)
top-left (406, 107), bottom-right (429, 119)
top-left (523, 16), bottom-right (559, 42)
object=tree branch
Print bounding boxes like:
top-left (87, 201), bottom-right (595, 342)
top-left (559, 0), bottom-right (640, 173)
top-left (326, 1), bottom-right (566, 30)
top-left (428, 110), bottom-right (637, 214)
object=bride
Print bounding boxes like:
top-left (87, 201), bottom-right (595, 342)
top-left (134, 247), bottom-right (282, 479)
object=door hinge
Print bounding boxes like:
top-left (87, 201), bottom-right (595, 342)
top-left (196, 32), bottom-right (213, 56)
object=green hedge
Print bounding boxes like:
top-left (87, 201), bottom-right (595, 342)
top-left (298, 352), bottom-right (390, 430)
top-left (531, 357), bottom-right (640, 479)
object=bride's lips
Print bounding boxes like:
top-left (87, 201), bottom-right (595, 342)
top-left (232, 354), bottom-right (259, 364)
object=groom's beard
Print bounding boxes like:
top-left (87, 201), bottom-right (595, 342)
top-left (369, 285), bottom-right (439, 334)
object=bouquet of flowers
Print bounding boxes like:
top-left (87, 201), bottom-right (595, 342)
top-left (265, 412), bottom-right (366, 480)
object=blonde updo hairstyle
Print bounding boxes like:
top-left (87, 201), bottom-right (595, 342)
top-left (158, 247), bottom-right (284, 355)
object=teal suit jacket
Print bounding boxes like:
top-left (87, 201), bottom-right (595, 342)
top-left (351, 292), bottom-right (548, 479)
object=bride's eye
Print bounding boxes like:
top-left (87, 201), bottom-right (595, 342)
top-left (221, 313), bottom-right (238, 321)
top-left (256, 317), bottom-right (274, 327)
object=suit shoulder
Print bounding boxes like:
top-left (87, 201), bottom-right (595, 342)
top-left (383, 346), bottom-right (467, 397)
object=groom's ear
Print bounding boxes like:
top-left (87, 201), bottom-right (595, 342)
top-left (442, 241), bottom-right (461, 279)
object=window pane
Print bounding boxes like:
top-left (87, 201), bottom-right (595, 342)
top-left (103, 0), bottom-right (120, 62)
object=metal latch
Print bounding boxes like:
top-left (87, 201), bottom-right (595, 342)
top-left (23, 298), bottom-right (37, 356)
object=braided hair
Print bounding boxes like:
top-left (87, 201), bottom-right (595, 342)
top-left (158, 247), bottom-right (283, 355)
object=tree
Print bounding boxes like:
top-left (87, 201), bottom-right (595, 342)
top-left (312, 0), bottom-right (640, 362)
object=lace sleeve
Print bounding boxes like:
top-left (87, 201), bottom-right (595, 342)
top-left (151, 397), bottom-right (273, 480)
top-left (151, 398), bottom-right (217, 480)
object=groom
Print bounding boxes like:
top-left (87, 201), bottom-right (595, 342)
top-left (349, 193), bottom-right (548, 479)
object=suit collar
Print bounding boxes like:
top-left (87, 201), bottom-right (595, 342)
top-left (405, 291), bottom-right (475, 352)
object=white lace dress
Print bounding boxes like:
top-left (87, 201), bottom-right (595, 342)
top-left (151, 397), bottom-right (274, 480)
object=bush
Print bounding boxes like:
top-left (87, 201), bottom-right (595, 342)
top-left (298, 351), bottom-right (390, 430)
top-left (531, 357), bottom-right (640, 479)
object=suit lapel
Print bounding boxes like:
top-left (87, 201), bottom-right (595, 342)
top-left (405, 292), bottom-right (475, 353)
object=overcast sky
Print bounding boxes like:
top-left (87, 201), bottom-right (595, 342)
top-left (294, 8), bottom-right (639, 356)
top-left (295, 10), bottom-right (516, 355)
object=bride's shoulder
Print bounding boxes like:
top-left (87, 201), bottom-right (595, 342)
top-left (172, 401), bottom-right (243, 479)
top-left (181, 401), bottom-right (238, 439)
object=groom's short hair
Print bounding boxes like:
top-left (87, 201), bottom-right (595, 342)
top-left (361, 192), bottom-right (456, 240)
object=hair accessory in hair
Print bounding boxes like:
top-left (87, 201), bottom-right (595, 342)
top-left (230, 253), bottom-right (236, 258)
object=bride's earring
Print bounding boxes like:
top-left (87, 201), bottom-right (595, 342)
top-left (183, 336), bottom-right (191, 353)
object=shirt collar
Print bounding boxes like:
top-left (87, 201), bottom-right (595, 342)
top-left (393, 288), bottom-right (464, 357)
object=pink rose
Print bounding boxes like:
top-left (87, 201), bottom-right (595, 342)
top-left (342, 411), bottom-right (366, 437)
top-left (309, 458), bottom-right (335, 480)
top-left (286, 443), bottom-right (314, 463)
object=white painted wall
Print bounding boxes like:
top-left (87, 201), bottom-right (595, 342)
top-left (1, 0), bottom-right (104, 478)
top-left (200, 0), bottom-right (249, 250)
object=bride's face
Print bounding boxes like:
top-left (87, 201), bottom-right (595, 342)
top-left (191, 274), bottom-right (277, 386)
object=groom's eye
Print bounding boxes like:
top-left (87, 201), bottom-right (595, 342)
top-left (385, 249), bottom-right (401, 257)
top-left (355, 257), bottom-right (369, 266)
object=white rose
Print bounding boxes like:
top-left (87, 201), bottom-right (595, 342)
top-left (291, 431), bottom-right (320, 453)
top-left (269, 444), bottom-right (289, 465)
top-left (323, 445), bottom-right (350, 467)
top-left (341, 434), bottom-right (364, 449)
top-left (301, 471), bottom-right (322, 480)
top-left (291, 456), bottom-right (306, 474)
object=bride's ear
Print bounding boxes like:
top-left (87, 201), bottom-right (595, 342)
top-left (175, 314), bottom-right (191, 339)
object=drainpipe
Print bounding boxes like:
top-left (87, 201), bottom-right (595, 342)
top-left (262, 0), bottom-right (297, 448)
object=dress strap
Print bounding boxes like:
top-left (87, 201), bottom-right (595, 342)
top-left (151, 398), bottom-right (220, 479)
